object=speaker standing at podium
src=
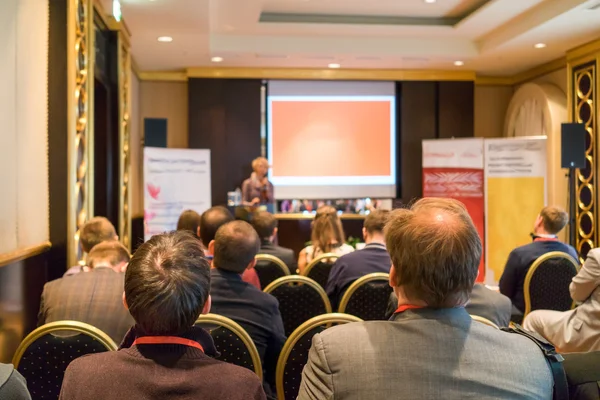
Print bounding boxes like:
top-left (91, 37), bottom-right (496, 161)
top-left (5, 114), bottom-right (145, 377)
top-left (242, 157), bottom-right (274, 207)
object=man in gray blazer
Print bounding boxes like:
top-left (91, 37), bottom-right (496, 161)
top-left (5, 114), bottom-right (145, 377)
top-left (38, 241), bottom-right (134, 344)
top-left (298, 198), bottom-right (554, 400)
top-left (524, 248), bottom-right (600, 353)
top-left (251, 211), bottom-right (296, 271)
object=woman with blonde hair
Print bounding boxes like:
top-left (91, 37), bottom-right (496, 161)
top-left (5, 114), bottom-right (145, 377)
top-left (242, 157), bottom-right (273, 207)
top-left (297, 206), bottom-right (354, 273)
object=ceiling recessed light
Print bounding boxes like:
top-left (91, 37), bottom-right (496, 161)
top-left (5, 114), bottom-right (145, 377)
top-left (211, 56), bottom-right (224, 63)
top-left (454, 60), bottom-right (464, 66)
top-left (328, 63), bottom-right (341, 69)
top-left (534, 43), bottom-right (546, 49)
top-left (157, 36), bottom-right (173, 42)
top-left (424, 0), bottom-right (437, 3)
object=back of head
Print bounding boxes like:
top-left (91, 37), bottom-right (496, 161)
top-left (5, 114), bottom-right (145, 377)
top-left (251, 211), bottom-right (277, 240)
top-left (176, 209), bottom-right (202, 235)
top-left (86, 240), bottom-right (131, 269)
top-left (213, 221), bottom-right (260, 274)
top-left (385, 198), bottom-right (481, 308)
top-left (200, 206), bottom-right (234, 247)
top-left (125, 231), bottom-right (210, 335)
top-left (364, 209), bottom-right (390, 234)
top-left (80, 217), bottom-right (117, 253)
top-left (540, 206), bottom-right (569, 235)
top-left (311, 205), bottom-right (345, 253)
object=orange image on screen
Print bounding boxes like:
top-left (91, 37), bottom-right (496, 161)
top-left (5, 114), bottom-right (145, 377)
top-left (271, 100), bottom-right (392, 177)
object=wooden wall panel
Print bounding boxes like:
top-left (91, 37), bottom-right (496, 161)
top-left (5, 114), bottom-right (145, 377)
top-left (438, 81), bottom-right (474, 138)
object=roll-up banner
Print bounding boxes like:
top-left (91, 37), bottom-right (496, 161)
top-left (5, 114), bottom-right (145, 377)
top-left (144, 147), bottom-right (212, 241)
top-left (484, 136), bottom-right (547, 285)
top-left (422, 138), bottom-right (485, 282)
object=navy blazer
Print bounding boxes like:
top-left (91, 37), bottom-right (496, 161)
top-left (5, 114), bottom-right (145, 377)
top-left (209, 268), bottom-right (286, 389)
top-left (325, 243), bottom-right (391, 310)
top-left (499, 239), bottom-right (579, 313)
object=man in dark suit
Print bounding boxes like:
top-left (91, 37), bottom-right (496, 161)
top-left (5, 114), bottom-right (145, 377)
top-left (38, 241), bottom-right (134, 344)
top-left (386, 283), bottom-right (513, 327)
top-left (251, 211), bottom-right (296, 271)
top-left (209, 221), bottom-right (286, 394)
top-left (500, 206), bottom-right (579, 314)
top-left (326, 209), bottom-right (391, 309)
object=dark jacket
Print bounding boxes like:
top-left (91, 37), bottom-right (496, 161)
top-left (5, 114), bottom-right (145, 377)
top-left (38, 268), bottom-right (134, 344)
top-left (209, 268), bottom-right (286, 389)
top-left (499, 239), bottom-right (579, 312)
top-left (259, 241), bottom-right (296, 272)
top-left (386, 284), bottom-right (513, 327)
top-left (326, 243), bottom-right (391, 310)
top-left (59, 327), bottom-right (266, 400)
top-left (0, 363), bottom-right (31, 400)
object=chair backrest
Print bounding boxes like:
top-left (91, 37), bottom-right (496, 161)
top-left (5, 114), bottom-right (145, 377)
top-left (12, 321), bottom-right (117, 400)
top-left (524, 251), bottom-right (580, 317)
top-left (264, 276), bottom-right (332, 336)
top-left (194, 313), bottom-right (262, 379)
top-left (302, 253), bottom-right (339, 289)
top-left (255, 254), bottom-right (290, 289)
top-left (470, 314), bottom-right (500, 329)
top-left (338, 273), bottom-right (392, 320)
top-left (276, 313), bottom-right (362, 400)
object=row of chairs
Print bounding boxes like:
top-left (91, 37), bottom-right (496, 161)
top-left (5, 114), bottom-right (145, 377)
top-left (12, 312), bottom-right (501, 400)
top-left (255, 252), bottom-right (340, 290)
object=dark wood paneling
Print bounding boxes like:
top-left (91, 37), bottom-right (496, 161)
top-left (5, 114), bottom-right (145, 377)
top-left (399, 82), bottom-right (437, 204)
top-left (438, 81), bottom-right (475, 139)
top-left (48, 0), bottom-right (68, 280)
top-left (0, 251), bottom-right (49, 363)
top-left (188, 79), bottom-right (262, 206)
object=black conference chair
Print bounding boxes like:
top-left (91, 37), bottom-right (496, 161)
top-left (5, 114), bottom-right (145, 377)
top-left (276, 313), bottom-right (362, 400)
top-left (302, 253), bottom-right (339, 289)
top-left (523, 251), bottom-right (580, 318)
top-left (12, 321), bottom-right (117, 400)
top-left (338, 273), bottom-right (392, 320)
top-left (264, 276), bottom-right (332, 336)
top-left (255, 254), bottom-right (290, 289)
top-left (195, 313), bottom-right (262, 379)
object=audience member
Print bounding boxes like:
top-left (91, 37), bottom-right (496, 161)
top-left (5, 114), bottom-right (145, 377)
top-left (0, 363), bottom-right (31, 400)
top-left (326, 209), bottom-right (391, 309)
top-left (176, 209), bottom-right (201, 237)
top-left (251, 211), bottom-right (296, 271)
top-left (64, 216), bottom-right (118, 277)
top-left (297, 198), bottom-right (553, 399)
top-left (200, 206), bottom-right (262, 289)
top-left (500, 206), bottom-right (578, 314)
top-left (386, 283), bottom-right (512, 327)
top-left (209, 221), bottom-right (286, 394)
top-left (524, 248), bottom-right (600, 352)
top-left (59, 231), bottom-right (266, 400)
top-left (39, 241), bottom-right (134, 344)
top-left (297, 205), bottom-right (354, 273)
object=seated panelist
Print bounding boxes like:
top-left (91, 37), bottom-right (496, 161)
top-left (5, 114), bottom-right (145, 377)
top-left (242, 157), bottom-right (273, 207)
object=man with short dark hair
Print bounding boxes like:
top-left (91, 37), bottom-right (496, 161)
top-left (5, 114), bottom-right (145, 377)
top-left (297, 198), bottom-right (553, 399)
top-left (59, 231), bottom-right (265, 400)
top-left (500, 205), bottom-right (578, 314)
top-left (209, 221), bottom-right (286, 395)
top-left (39, 241), bottom-right (134, 344)
top-left (200, 206), bottom-right (261, 289)
top-left (64, 216), bottom-right (119, 276)
top-left (325, 209), bottom-right (391, 309)
top-left (251, 211), bottom-right (296, 270)
top-left (176, 209), bottom-right (202, 237)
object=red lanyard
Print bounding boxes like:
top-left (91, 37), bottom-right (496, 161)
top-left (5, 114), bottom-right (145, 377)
top-left (132, 336), bottom-right (204, 352)
top-left (534, 237), bottom-right (558, 242)
top-left (394, 304), bottom-right (426, 314)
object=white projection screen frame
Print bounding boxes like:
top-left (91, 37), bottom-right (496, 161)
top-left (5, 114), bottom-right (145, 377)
top-left (267, 80), bottom-right (397, 199)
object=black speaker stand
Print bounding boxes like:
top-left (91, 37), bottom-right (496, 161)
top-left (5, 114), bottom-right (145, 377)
top-left (567, 168), bottom-right (577, 247)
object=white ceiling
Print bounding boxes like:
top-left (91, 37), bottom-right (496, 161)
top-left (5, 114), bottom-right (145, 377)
top-left (110, 0), bottom-right (600, 76)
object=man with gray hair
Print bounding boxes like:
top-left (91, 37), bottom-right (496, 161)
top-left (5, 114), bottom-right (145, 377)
top-left (298, 198), bottom-right (553, 400)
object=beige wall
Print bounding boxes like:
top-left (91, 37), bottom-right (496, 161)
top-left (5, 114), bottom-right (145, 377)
top-left (519, 67), bottom-right (567, 96)
top-left (474, 85), bottom-right (514, 138)
top-left (139, 81), bottom-right (189, 148)
top-left (130, 71), bottom-right (142, 216)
